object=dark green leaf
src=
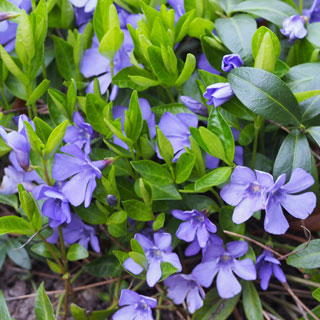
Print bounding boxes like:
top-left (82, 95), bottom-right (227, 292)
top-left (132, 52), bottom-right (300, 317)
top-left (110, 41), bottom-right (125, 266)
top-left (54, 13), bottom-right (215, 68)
top-left (307, 22), bottom-right (320, 47)
top-left (307, 127), bottom-right (320, 148)
top-left (238, 124), bottom-right (255, 146)
top-left (84, 254), bottom-right (123, 278)
top-left (175, 152), bottom-right (196, 184)
top-left (31, 242), bottom-right (61, 259)
top-left (122, 200), bottom-right (155, 221)
top-left (242, 281), bottom-right (263, 320)
top-left (219, 206), bottom-right (245, 235)
top-left (35, 283), bottom-right (55, 320)
top-left (0, 290), bottom-right (10, 320)
top-left (228, 67), bottom-right (301, 126)
top-left (7, 238), bottom-right (31, 269)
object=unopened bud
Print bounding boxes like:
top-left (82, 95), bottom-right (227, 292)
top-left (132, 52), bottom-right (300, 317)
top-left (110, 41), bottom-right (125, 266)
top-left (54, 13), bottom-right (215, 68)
top-left (0, 12), bottom-right (19, 22)
top-left (107, 194), bottom-right (118, 207)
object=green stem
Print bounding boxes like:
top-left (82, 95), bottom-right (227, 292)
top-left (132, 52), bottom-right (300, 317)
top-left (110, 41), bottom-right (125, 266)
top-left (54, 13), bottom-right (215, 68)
top-left (0, 87), bottom-right (9, 110)
top-left (42, 158), bottom-right (51, 186)
top-left (287, 275), bottom-right (320, 288)
top-left (25, 83), bottom-right (33, 119)
top-left (210, 187), bottom-right (224, 207)
top-left (31, 0), bottom-right (36, 10)
top-left (156, 296), bottom-right (163, 320)
top-left (42, 54), bottom-right (47, 79)
top-left (132, 280), bottom-right (145, 292)
top-left (110, 60), bottom-right (114, 78)
top-left (55, 293), bottom-right (65, 320)
top-left (299, 0), bottom-right (303, 14)
top-left (251, 115), bottom-right (263, 169)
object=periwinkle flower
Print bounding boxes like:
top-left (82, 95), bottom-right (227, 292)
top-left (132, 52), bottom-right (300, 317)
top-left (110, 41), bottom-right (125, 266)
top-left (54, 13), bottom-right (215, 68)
top-left (47, 214), bottom-right (100, 252)
top-left (0, 0), bottom-right (32, 52)
top-left (303, 0), bottom-right (320, 23)
top-left (38, 185), bottom-right (72, 228)
top-left (220, 166), bottom-right (274, 224)
top-left (171, 209), bottom-right (216, 248)
top-left (265, 168), bottom-right (316, 234)
top-left (112, 98), bottom-right (156, 149)
top-left (203, 83), bottom-right (234, 107)
top-left (222, 54), bottom-right (244, 72)
top-left (280, 15), bottom-right (307, 41)
top-left (68, 0), bottom-right (96, 13)
top-left (185, 234), bottom-right (223, 257)
top-left (112, 289), bottom-right (157, 320)
top-left (0, 115), bottom-right (34, 170)
top-left (64, 111), bottom-right (94, 154)
top-left (192, 240), bottom-right (256, 299)
top-left (180, 96), bottom-right (208, 116)
top-left (123, 232), bottom-right (182, 287)
top-left (164, 274), bottom-right (205, 314)
top-left (52, 144), bottom-right (111, 207)
top-left (156, 112), bottom-right (198, 162)
top-left (256, 250), bottom-right (286, 290)
top-left (106, 194), bottom-right (118, 207)
top-left (0, 152), bottom-right (42, 195)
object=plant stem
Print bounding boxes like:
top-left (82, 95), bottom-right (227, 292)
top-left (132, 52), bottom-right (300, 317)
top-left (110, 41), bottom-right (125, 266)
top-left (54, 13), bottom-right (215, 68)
top-left (163, 85), bottom-right (175, 103)
top-left (210, 187), bottom-right (224, 207)
top-left (287, 275), bottom-right (320, 288)
top-left (299, 0), bottom-right (303, 14)
top-left (156, 296), bottom-right (163, 320)
top-left (110, 60), bottom-right (114, 78)
top-left (0, 87), bottom-right (9, 110)
top-left (41, 57), bottom-right (47, 79)
top-left (251, 115), bottom-right (263, 169)
top-left (42, 158), bottom-right (51, 186)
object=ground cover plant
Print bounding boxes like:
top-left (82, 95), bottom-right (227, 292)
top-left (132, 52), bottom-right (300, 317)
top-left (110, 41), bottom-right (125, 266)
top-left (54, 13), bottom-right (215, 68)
top-left (1, 0), bottom-right (320, 319)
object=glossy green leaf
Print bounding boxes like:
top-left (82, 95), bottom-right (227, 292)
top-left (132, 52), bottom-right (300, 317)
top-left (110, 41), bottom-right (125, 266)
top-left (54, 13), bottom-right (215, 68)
top-left (106, 210), bottom-right (127, 225)
top-left (175, 152), bottom-right (196, 184)
top-left (273, 130), bottom-right (312, 178)
top-left (195, 167), bottom-right (232, 191)
top-left (231, 0), bottom-right (298, 27)
top-left (0, 216), bottom-right (34, 235)
top-left (307, 22), bottom-right (320, 47)
top-left (70, 304), bottom-right (87, 320)
top-left (238, 124), bottom-right (255, 146)
top-left (287, 239), bottom-right (320, 269)
top-left (31, 242), bottom-right (61, 259)
top-left (67, 244), bottom-right (89, 261)
top-left (215, 14), bottom-right (257, 64)
top-left (45, 120), bottom-right (68, 158)
top-left (228, 67), bottom-right (301, 126)
top-left (0, 291), bottom-right (11, 320)
top-left (35, 283), bottom-right (55, 320)
top-left (307, 127), bottom-right (320, 148)
top-left (99, 27), bottom-right (124, 61)
top-left (7, 238), bottom-right (31, 269)
top-left (188, 17), bottom-right (214, 39)
top-left (242, 281), bottom-right (263, 320)
top-left (153, 212), bottom-right (165, 231)
top-left (122, 200), bottom-right (155, 221)
top-left (156, 126), bottom-right (174, 164)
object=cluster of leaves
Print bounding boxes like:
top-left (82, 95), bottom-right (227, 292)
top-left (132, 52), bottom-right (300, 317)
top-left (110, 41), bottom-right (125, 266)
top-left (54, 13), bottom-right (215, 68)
top-left (1, 0), bottom-right (320, 319)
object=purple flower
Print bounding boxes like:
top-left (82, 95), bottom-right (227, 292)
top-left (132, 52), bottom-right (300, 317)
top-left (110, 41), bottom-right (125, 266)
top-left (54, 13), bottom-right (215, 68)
top-left (112, 98), bottom-right (156, 149)
top-left (220, 166), bottom-right (274, 224)
top-left (74, 7), bottom-right (93, 30)
top-left (280, 15), bottom-right (307, 41)
top-left (171, 209), bottom-right (216, 248)
top-left (123, 232), bottom-right (182, 287)
top-left (265, 168), bottom-right (316, 234)
top-left (203, 83), bottom-right (234, 107)
top-left (164, 274), bottom-right (205, 314)
top-left (156, 112), bottom-right (198, 162)
top-left (185, 234), bottom-right (223, 257)
top-left (0, 115), bottom-right (34, 170)
top-left (112, 289), bottom-right (157, 320)
top-left (180, 96), bottom-right (208, 116)
top-left (0, 152), bottom-right (42, 195)
top-left (52, 144), bottom-right (110, 207)
top-left (303, 0), bottom-right (320, 23)
top-left (221, 54), bottom-right (244, 72)
top-left (64, 112), bottom-right (94, 154)
top-left (69, 0), bottom-right (96, 12)
top-left (38, 185), bottom-right (72, 228)
top-left (0, 0), bottom-right (32, 52)
top-left (0, 12), bottom-right (19, 22)
top-left (192, 240), bottom-right (256, 298)
top-left (256, 250), bottom-right (286, 290)
top-left (47, 214), bottom-right (100, 252)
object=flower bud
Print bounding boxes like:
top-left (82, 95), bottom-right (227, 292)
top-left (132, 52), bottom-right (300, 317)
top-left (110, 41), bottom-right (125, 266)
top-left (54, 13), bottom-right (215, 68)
top-left (107, 194), bottom-right (118, 207)
top-left (280, 15), bottom-right (307, 41)
top-left (203, 83), bottom-right (234, 107)
top-left (221, 54), bottom-right (244, 72)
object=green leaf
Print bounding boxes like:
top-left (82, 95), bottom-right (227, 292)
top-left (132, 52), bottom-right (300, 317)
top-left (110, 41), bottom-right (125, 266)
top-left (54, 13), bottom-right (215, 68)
top-left (0, 291), bottom-right (11, 320)
top-left (124, 91), bottom-right (143, 143)
top-left (175, 152), bottom-right (196, 184)
top-left (122, 200), bottom-right (155, 221)
top-left (312, 288), bottom-right (320, 303)
top-left (238, 124), bottom-right (255, 146)
top-left (219, 206), bottom-right (245, 235)
top-left (195, 167), bottom-right (232, 191)
top-left (160, 262), bottom-right (179, 281)
top-left (207, 108), bottom-right (235, 164)
top-left (153, 212), bottom-right (165, 231)
top-left (67, 244), bottom-right (89, 261)
top-left (20, 10), bottom-right (35, 62)
top-left (150, 183), bottom-right (182, 200)
top-left (231, 0), bottom-right (298, 27)
top-left (71, 304), bottom-right (87, 320)
top-left (0, 216), bottom-right (34, 235)
top-left (7, 238), bottom-right (31, 269)
top-left (99, 27), bottom-right (124, 61)
top-left (295, 90), bottom-right (320, 103)
top-left (192, 289), bottom-right (240, 320)
top-left (24, 121), bottom-right (44, 154)
top-left (106, 210), bottom-right (127, 225)
top-left (93, 0), bottom-right (112, 42)
top-left (287, 239), bottom-right (320, 269)
top-left (84, 254), bottom-right (123, 278)
top-left (307, 22), bottom-right (320, 47)
top-left (48, 88), bottom-right (69, 121)
top-left (242, 281), bottom-right (263, 320)
top-left (52, 35), bottom-right (76, 81)
top-left (228, 67), bottom-right (301, 126)
top-left (307, 127), bottom-right (320, 148)
top-left (0, 193), bottom-right (18, 210)
top-left (0, 0), bottom-right (21, 22)
top-left (35, 283), bottom-right (55, 320)
top-left (31, 242), bottom-right (61, 259)
top-left (175, 10), bottom-right (196, 43)
top-left (45, 120), bottom-right (68, 158)
top-left (131, 160), bottom-right (173, 185)
top-left (188, 17), bottom-right (214, 39)
top-left (215, 14), bottom-right (257, 64)
top-left (86, 94), bottom-right (110, 135)
top-left (34, 117), bottom-right (53, 143)
top-left (74, 203), bottom-right (109, 224)
top-left (175, 53), bottom-right (196, 87)
top-left (156, 126), bottom-right (174, 164)
top-left (0, 45), bottom-right (29, 85)
top-left (273, 130), bottom-right (312, 178)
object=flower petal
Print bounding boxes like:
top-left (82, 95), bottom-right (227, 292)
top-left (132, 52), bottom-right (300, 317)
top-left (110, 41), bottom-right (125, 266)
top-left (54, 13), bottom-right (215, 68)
top-left (123, 258), bottom-right (143, 275)
top-left (176, 221), bottom-right (197, 242)
top-left (226, 241), bottom-right (248, 258)
top-left (112, 305), bottom-right (136, 320)
top-left (171, 209), bottom-right (192, 221)
top-left (264, 197), bottom-right (289, 234)
top-left (216, 267), bottom-right (241, 299)
top-left (119, 289), bottom-right (141, 306)
top-left (192, 262), bottom-right (219, 288)
top-left (259, 264), bottom-right (273, 290)
top-left (162, 253), bottom-right (182, 272)
top-left (154, 232), bottom-right (172, 251)
top-left (282, 168), bottom-right (315, 193)
top-left (232, 259), bottom-right (256, 280)
top-left (147, 260), bottom-right (162, 287)
top-left (186, 287), bottom-right (204, 314)
top-left (135, 233), bottom-right (153, 251)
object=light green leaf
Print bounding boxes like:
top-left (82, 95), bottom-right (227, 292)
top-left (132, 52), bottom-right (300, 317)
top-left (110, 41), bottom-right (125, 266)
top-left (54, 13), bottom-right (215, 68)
top-left (67, 244), bottom-right (89, 261)
top-left (35, 283), bottom-right (55, 320)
